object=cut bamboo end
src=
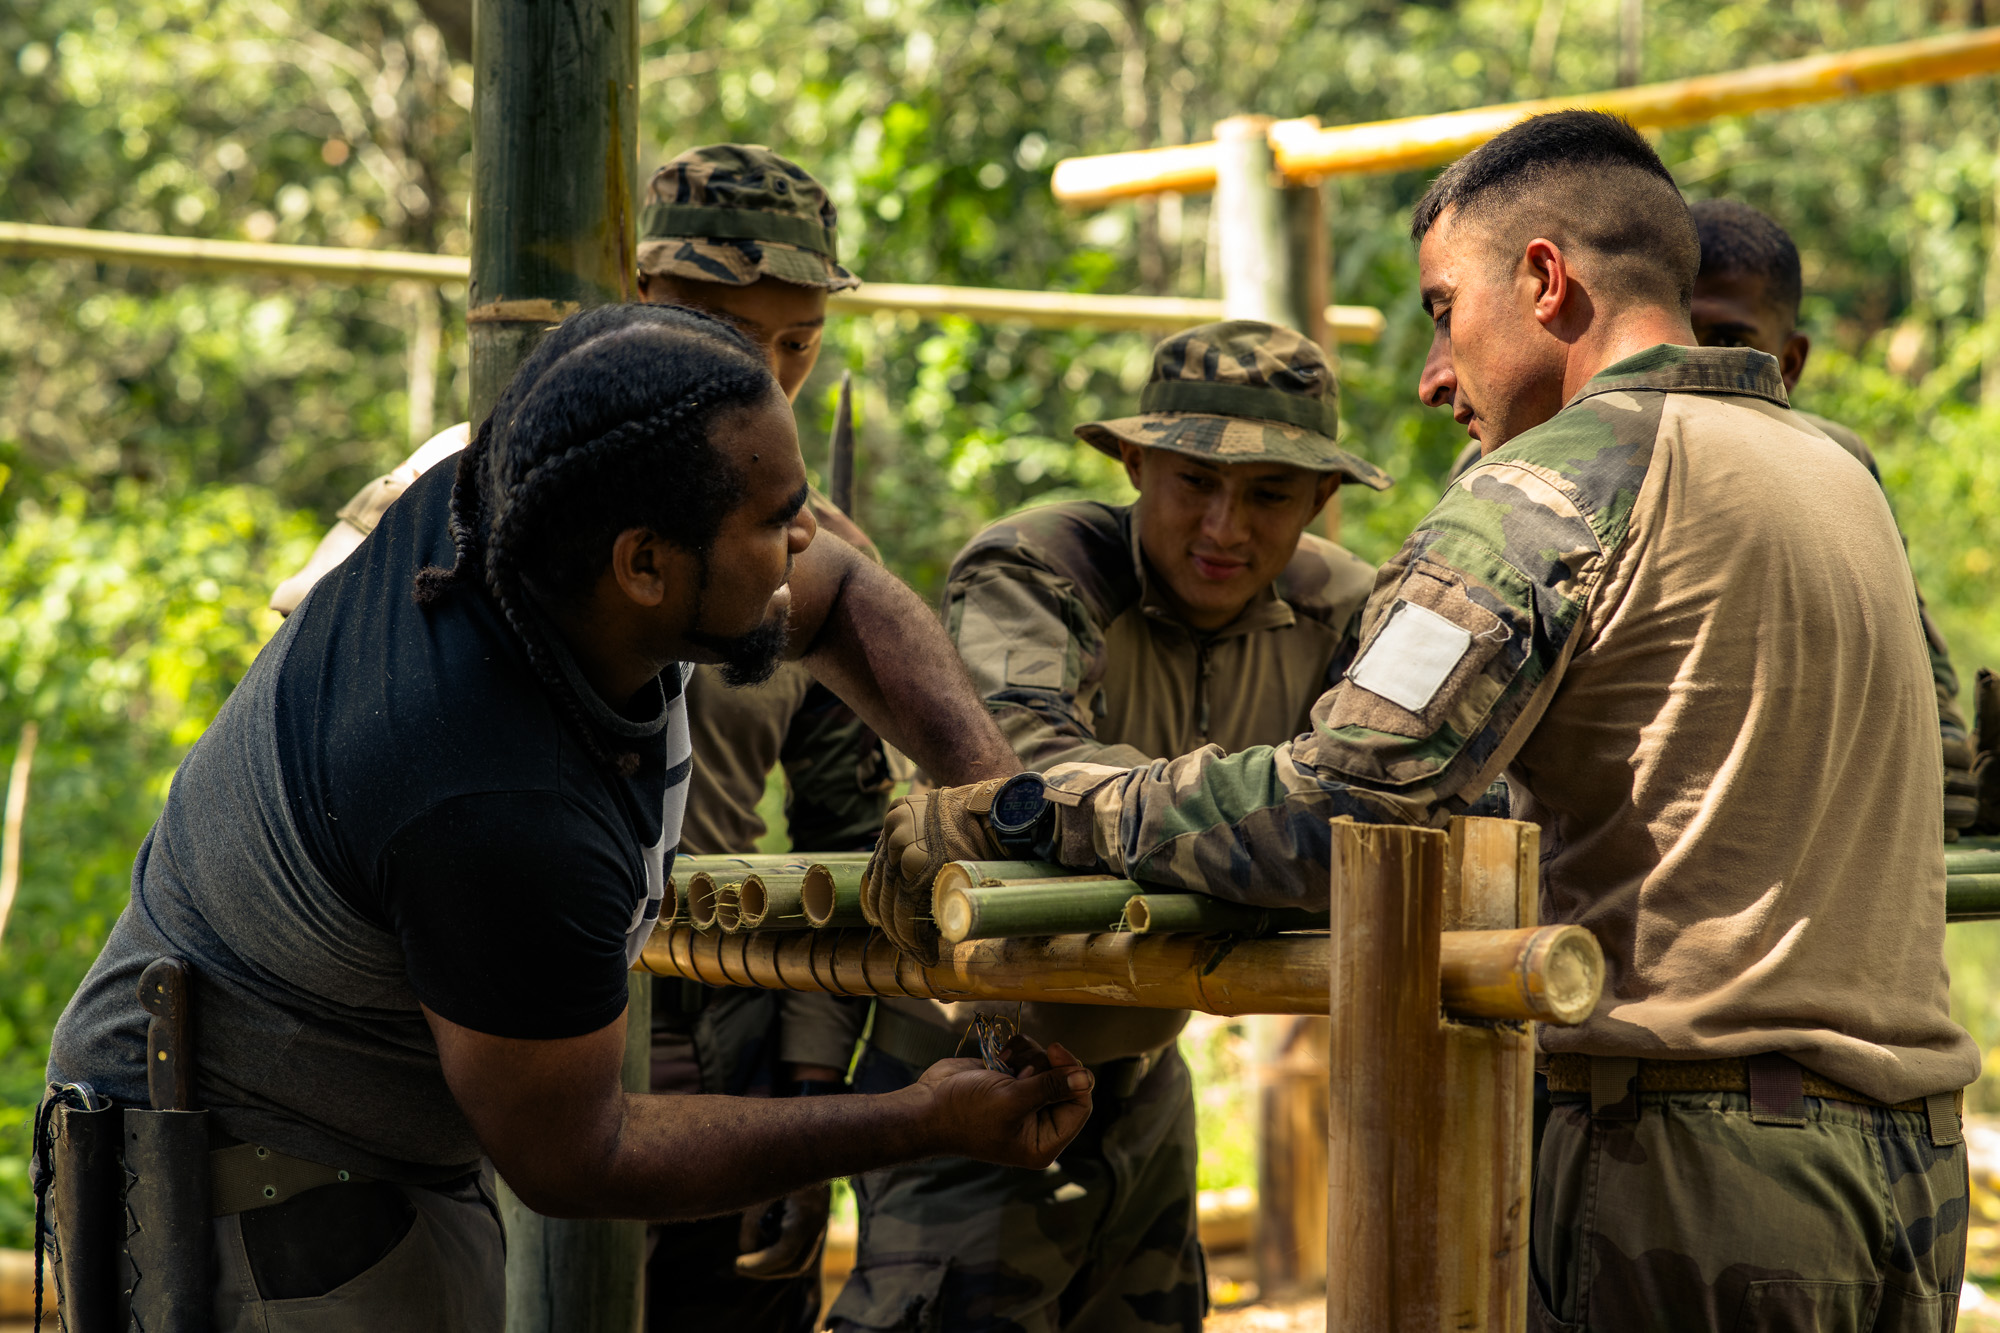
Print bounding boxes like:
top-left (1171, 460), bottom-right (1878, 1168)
top-left (1437, 924), bottom-right (1604, 1026)
top-left (737, 874), bottom-right (769, 929)
top-left (713, 884), bottom-right (743, 933)
top-left (802, 862), bottom-right (870, 928)
top-left (686, 871), bottom-right (722, 930)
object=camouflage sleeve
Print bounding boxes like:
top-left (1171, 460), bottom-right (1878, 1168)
top-left (1040, 450), bottom-right (1618, 908)
top-left (779, 681), bottom-right (893, 852)
top-left (944, 561), bottom-right (1153, 774)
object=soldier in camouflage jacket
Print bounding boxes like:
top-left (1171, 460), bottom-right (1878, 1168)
top-left (867, 113), bottom-right (1976, 1332)
top-left (832, 322), bottom-right (1389, 1333)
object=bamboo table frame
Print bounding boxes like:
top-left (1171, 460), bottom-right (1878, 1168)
top-left (639, 815), bottom-right (1573, 1332)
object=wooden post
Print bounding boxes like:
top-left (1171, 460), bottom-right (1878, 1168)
top-left (468, 0), bottom-right (639, 421)
top-left (469, 0), bottom-right (645, 1327)
top-left (1254, 1015), bottom-right (1330, 1298)
top-left (1211, 116), bottom-right (1329, 343)
top-left (1218, 113), bottom-right (1343, 1275)
top-left (1325, 819), bottom-right (1447, 1331)
top-left (500, 975), bottom-right (651, 1333)
top-left (1438, 817), bottom-right (1540, 1332)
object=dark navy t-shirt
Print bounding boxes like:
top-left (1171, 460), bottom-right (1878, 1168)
top-left (48, 462), bottom-right (689, 1175)
top-left (272, 461), bottom-right (685, 1038)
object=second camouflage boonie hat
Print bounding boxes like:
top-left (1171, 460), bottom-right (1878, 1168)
top-left (1076, 320), bottom-right (1392, 490)
top-left (638, 144), bottom-right (861, 292)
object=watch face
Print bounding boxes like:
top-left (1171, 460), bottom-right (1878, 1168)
top-left (991, 775), bottom-right (1046, 833)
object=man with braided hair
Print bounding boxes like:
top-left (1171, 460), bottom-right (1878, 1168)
top-left (47, 303), bottom-right (1095, 1332)
top-left (269, 145), bottom-right (891, 1331)
top-left (865, 111), bottom-right (1977, 1330)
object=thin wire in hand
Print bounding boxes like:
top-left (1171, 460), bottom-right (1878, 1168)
top-left (954, 1002), bottom-right (1025, 1075)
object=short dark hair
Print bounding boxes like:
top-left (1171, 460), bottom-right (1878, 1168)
top-left (1410, 110), bottom-right (1700, 313)
top-left (414, 302), bottom-right (777, 772)
top-left (1689, 198), bottom-right (1802, 328)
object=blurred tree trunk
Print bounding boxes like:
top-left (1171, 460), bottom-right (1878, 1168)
top-left (1618, 0), bottom-right (1642, 87)
top-left (1118, 0), bottom-right (1164, 293)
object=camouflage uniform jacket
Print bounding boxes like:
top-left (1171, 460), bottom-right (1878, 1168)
top-left (885, 498), bottom-right (1375, 1066)
top-left (945, 499), bottom-right (1378, 773)
top-left (1041, 345), bottom-right (1979, 1105)
top-left (1452, 414), bottom-right (1966, 740)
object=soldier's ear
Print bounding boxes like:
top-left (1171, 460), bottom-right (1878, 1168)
top-left (1308, 474), bottom-right (1341, 519)
top-left (1117, 441), bottom-right (1147, 491)
top-left (1780, 332), bottom-right (1810, 395)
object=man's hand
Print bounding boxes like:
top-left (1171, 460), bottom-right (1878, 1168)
top-left (864, 780), bottom-right (1006, 963)
top-left (735, 1183), bottom-right (831, 1280)
top-left (909, 1036), bottom-right (1093, 1168)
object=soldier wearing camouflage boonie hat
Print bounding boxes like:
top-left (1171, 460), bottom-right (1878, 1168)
top-left (1075, 319), bottom-right (1392, 490)
top-left (638, 144), bottom-right (861, 292)
top-left (826, 321), bottom-right (1388, 1333)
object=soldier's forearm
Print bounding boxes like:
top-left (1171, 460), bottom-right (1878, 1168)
top-left (800, 560), bottom-right (1021, 786)
top-left (988, 699), bottom-right (1153, 775)
top-left (1041, 742), bottom-right (1418, 905)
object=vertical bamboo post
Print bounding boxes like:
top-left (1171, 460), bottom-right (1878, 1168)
top-left (1439, 817), bottom-right (1539, 1332)
top-left (470, 1), bottom-right (645, 1327)
top-left (468, 0), bottom-right (639, 421)
top-left (1253, 1015), bottom-right (1329, 1297)
top-left (1325, 819), bottom-right (1446, 1330)
top-left (1221, 112), bottom-right (1343, 1277)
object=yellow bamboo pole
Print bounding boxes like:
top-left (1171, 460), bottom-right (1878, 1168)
top-left (634, 920), bottom-right (1601, 1024)
top-left (0, 222), bottom-right (1386, 343)
top-left (1052, 27), bottom-right (2000, 205)
top-left (1437, 816), bottom-right (1540, 1333)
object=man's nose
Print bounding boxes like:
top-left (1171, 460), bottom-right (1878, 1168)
top-left (1202, 493), bottom-right (1250, 546)
top-left (790, 504), bottom-right (818, 554)
top-left (1418, 336), bottom-right (1456, 409)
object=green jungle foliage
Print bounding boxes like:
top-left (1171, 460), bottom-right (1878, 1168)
top-left (3, 0), bottom-right (2000, 1246)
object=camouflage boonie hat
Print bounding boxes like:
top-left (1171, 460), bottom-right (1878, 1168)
top-left (638, 144), bottom-right (860, 292)
top-left (1076, 320), bottom-right (1392, 490)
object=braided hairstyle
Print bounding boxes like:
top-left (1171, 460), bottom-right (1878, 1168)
top-left (414, 302), bottom-right (777, 775)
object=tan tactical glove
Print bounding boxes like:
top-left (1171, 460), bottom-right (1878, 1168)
top-left (863, 779), bottom-right (1006, 964)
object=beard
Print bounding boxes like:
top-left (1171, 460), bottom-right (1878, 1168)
top-left (687, 611), bottom-right (790, 688)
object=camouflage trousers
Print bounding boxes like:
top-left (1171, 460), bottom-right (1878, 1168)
top-left (1532, 1090), bottom-right (1968, 1332)
top-left (826, 1044), bottom-right (1205, 1333)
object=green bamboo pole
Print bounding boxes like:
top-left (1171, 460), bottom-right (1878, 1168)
top-left (935, 881), bottom-right (1144, 945)
top-left (1944, 850), bottom-right (2000, 876)
top-left (1123, 894), bottom-right (1331, 936)
top-left (737, 872), bottom-right (817, 931)
top-left (1947, 873), bottom-right (2000, 921)
top-left (473, 0), bottom-right (646, 1321)
top-left (803, 862), bottom-right (871, 928)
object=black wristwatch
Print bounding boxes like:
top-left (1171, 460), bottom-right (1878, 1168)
top-left (988, 772), bottom-right (1054, 858)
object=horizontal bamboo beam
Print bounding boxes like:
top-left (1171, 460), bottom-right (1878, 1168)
top-left (0, 222), bottom-right (1385, 342)
top-left (1051, 27), bottom-right (2000, 205)
top-left (633, 922), bottom-right (1604, 1024)
top-left (1947, 873), bottom-right (2000, 921)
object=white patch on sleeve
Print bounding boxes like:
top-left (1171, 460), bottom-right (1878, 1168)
top-left (1346, 600), bottom-right (1474, 713)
